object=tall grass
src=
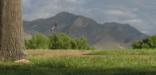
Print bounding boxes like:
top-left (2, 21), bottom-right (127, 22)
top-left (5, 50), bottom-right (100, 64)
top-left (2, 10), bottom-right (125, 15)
top-left (90, 49), bottom-right (156, 55)
top-left (0, 49), bottom-right (156, 75)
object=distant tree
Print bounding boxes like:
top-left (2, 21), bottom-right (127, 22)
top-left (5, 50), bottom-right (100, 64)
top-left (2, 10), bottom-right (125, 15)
top-left (75, 37), bottom-right (90, 50)
top-left (0, 0), bottom-right (25, 60)
top-left (148, 35), bottom-right (156, 48)
top-left (132, 41), bottom-right (142, 49)
top-left (132, 35), bottom-right (156, 49)
top-left (48, 33), bottom-right (72, 49)
top-left (26, 33), bottom-right (92, 50)
top-left (48, 33), bottom-right (91, 50)
top-left (25, 33), bottom-right (50, 49)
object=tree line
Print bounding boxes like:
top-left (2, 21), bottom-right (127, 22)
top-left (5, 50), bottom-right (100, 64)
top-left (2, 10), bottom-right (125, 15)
top-left (132, 35), bottom-right (156, 49)
top-left (25, 33), bottom-right (93, 50)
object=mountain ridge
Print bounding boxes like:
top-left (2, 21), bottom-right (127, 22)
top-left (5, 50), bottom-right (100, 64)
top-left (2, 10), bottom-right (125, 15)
top-left (24, 12), bottom-right (147, 49)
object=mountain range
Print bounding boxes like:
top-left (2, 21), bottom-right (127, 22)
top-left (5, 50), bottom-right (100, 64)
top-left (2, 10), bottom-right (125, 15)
top-left (24, 12), bottom-right (147, 49)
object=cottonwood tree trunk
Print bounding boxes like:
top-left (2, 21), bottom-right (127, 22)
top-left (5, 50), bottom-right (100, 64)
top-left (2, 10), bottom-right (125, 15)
top-left (0, 0), bottom-right (25, 61)
top-left (0, 0), bottom-right (2, 49)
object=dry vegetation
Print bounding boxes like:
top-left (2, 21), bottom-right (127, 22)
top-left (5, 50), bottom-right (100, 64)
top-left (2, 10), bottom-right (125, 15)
top-left (27, 50), bottom-right (90, 57)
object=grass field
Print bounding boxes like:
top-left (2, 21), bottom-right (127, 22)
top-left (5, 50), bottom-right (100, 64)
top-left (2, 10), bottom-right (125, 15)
top-left (1, 49), bottom-right (156, 75)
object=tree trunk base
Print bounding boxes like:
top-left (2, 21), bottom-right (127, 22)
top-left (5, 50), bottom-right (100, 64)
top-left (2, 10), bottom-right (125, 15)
top-left (0, 50), bottom-right (26, 61)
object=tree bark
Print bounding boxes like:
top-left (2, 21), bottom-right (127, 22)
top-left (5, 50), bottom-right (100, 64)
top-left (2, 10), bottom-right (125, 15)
top-left (0, 0), bottom-right (25, 61)
top-left (0, 0), bottom-right (3, 49)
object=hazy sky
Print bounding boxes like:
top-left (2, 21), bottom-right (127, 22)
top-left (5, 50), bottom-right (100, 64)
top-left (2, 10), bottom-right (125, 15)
top-left (23, 0), bottom-right (156, 35)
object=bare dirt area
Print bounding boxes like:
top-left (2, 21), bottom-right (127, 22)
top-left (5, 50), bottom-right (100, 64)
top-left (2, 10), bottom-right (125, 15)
top-left (27, 50), bottom-right (91, 57)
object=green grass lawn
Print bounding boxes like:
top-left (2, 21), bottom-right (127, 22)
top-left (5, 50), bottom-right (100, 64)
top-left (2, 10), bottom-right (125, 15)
top-left (1, 49), bottom-right (156, 75)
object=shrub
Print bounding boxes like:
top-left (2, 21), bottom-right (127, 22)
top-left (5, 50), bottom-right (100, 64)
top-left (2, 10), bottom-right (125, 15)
top-left (25, 33), bottom-right (50, 49)
top-left (48, 33), bottom-right (72, 49)
top-left (75, 37), bottom-right (90, 50)
top-left (48, 33), bottom-right (91, 50)
top-left (132, 35), bottom-right (156, 49)
top-left (26, 32), bottom-right (92, 50)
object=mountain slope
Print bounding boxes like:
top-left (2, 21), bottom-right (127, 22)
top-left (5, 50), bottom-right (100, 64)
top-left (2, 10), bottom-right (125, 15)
top-left (24, 12), bottom-right (147, 49)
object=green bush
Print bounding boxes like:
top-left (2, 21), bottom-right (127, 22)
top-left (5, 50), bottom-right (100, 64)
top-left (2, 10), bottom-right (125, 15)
top-left (25, 32), bottom-right (92, 50)
top-left (48, 33), bottom-right (91, 50)
top-left (25, 33), bottom-right (50, 49)
top-left (132, 35), bottom-right (156, 49)
top-left (75, 37), bottom-right (90, 50)
top-left (48, 33), bottom-right (73, 49)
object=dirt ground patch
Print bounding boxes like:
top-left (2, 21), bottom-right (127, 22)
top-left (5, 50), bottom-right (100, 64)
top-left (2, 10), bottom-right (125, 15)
top-left (27, 50), bottom-right (91, 57)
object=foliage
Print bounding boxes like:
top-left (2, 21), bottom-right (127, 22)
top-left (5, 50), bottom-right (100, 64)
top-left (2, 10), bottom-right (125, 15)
top-left (132, 35), bottom-right (156, 49)
top-left (25, 33), bottom-right (92, 50)
top-left (48, 33), bottom-right (73, 49)
top-left (48, 33), bottom-right (91, 50)
top-left (25, 33), bottom-right (50, 49)
top-left (75, 37), bottom-right (90, 50)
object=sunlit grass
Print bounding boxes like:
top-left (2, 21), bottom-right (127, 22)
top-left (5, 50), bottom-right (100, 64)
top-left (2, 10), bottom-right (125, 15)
top-left (90, 49), bottom-right (156, 55)
top-left (0, 49), bottom-right (156, 75)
